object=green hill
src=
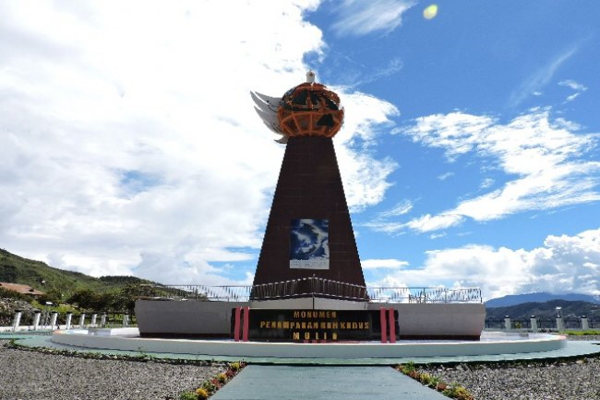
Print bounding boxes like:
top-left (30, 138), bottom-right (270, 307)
top-left (0, 248), bottom-right (153, 298)
top-left (486, 299), bottom-right (600, 321)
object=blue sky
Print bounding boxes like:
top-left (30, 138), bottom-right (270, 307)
top-left (0, 1), bottom-right (598, 300)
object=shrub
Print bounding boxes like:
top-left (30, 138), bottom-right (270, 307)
top-left (399, 361), bottom-right (416, 374)
top-left (0, 287), bottom-right (30, 301)
top-left (217, 372), bottom-right (228, 383)
top-left (202, 380), bottom-right (216, 393)
top-left (565, 329), bottom-right (600, 336)
top-left (442, 383), bottom-right (474, 400)
top-left (427, 375), bottom-right (440, 389)
top-left (419, 372), bottom-right (433, 386)
top-left (179, 391), bottom-right (198, 400)
top-left (195, 388), bottom-right (209, 400)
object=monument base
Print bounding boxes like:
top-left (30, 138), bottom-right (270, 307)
top-left (135, 299), bottom-right (485, 340)
top-left (371, 303), bottom-right (485, 340)
top-left (135, 299), bottom-right (248, 337)
top-left (51, 328), bottom-right (569, 360)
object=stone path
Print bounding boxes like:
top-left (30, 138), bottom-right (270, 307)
top-left (211, 365), bottom-right (448, 400)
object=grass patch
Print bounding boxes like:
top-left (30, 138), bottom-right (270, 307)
top-left (565, 330), bottom-right (600, 336)
top-left (3, 339), bottom-right (216, 366)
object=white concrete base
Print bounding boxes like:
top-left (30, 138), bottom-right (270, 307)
top-left (135, 299), bottom-right (249, 336)
top-left (51, 329), bottom-right (566, 359)
top-left (87, 327), bottom-right (140, 337)
top-left (373, 303), bottom-right (486, 339)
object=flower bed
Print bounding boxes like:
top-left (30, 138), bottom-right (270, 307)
top-left (179, 361), bottom-right (247, 400)
top-left (395, 362), bottom-right (474, 400)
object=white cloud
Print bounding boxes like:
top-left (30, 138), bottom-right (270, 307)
top-left (388, 109), bottom-right (600, 233)
top-left (379, 200), bottom-right (414, 217)
top-left (559, 79), bottom-right (588, 103)
top-left (0, 1), bottom-right (398, 284)
top-left (565, 93), bottom-right (581, 102)
top-left (362, 258), bottom-right (408, 270)
top-left (376, 227), bottom-right (600, 300)
top-left (480, 178), bottom-right (494, 189)
top-left (336, 90), bottom-right (399, 211)
top-left (559, 79), bottom-right (587, 92)
top-left (363, 200), bottom-right (414, 233)
top-left (437, 172), bottom-right (454, 181)
top-left (509, 45), bottom-right (579, 107)
top-left (342, 57), bottom-right (404, 88)
top-left (429, 232), bottom-right (446, 239)
top-left (330, 0), bottom-right (416, 37)
top-left (395, 112), bottom-right (495, 161)
top-left (404, 213), bottom-right (464, 232)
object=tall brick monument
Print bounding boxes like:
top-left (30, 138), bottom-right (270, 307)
top-left (251, 72), bottom-right (366, 298)
top-left (135, 73), bottom-right (485, 342)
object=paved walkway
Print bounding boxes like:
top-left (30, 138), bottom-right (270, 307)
top-left (211, 365), bottom-right (448, 400)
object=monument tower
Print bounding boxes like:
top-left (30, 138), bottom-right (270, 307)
top-left (135, 73), bottom-right (485, 342)
top-left (251, 72), bottom-right (366, 298)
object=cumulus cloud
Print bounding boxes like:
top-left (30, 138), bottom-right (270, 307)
top-left (330, 0), bottom-right (416, 37)
top-left (0, 1), bottom-right (398, 283)
top-left (361, 258), bottom-right (409, 270)
top-left (380, 109), bottom-right (600, 233)
top-left (335, 90), bottom-right (399, 211)
top-left (376, 227), bottom-right (600, 300)
top-left (404, 213), bottom-right (464, 232)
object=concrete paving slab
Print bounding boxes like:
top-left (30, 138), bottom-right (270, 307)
top-left (211, 365), bottom-right (448, 400)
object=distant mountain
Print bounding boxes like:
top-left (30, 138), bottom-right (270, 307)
top-left (0, 248), bottom-right (155, 298)
top-left (485, 299), bottom-right (600, 321)
top-left (485, 292), bottom-right (600, 308)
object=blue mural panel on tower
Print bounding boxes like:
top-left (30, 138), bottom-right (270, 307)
top-left (289, 219), bottom-right (329, 270)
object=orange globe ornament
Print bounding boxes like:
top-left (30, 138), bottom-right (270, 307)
top-left (277, 71), bottom-right (344, 138)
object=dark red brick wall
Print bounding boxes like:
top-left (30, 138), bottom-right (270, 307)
top-left (253, 136), bottom-right (365, 287)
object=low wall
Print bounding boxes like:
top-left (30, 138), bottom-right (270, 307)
top-left (369, 303), bottom-right (486, 339)
top-left (135, 299), bottom-right (249, 337)
top-left (136, 299), bottom-right (485, 339)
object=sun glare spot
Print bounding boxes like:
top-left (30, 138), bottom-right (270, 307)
top-left (423, 4), bottom-right (438, 20)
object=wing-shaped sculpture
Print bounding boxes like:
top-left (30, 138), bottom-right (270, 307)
top-left (250, 91), bottom-right (288, 144)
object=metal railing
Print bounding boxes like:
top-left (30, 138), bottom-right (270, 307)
top-left (368, 287), bottom-right (482, 304)
top-left (251, 277), bottom-right (368, 301)
top-left (485, 317), bottom-right (600, 331)
top-left (156, 280), bottom-right (482, 304)
top-left (155, 285), bottom-right (252, 302)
